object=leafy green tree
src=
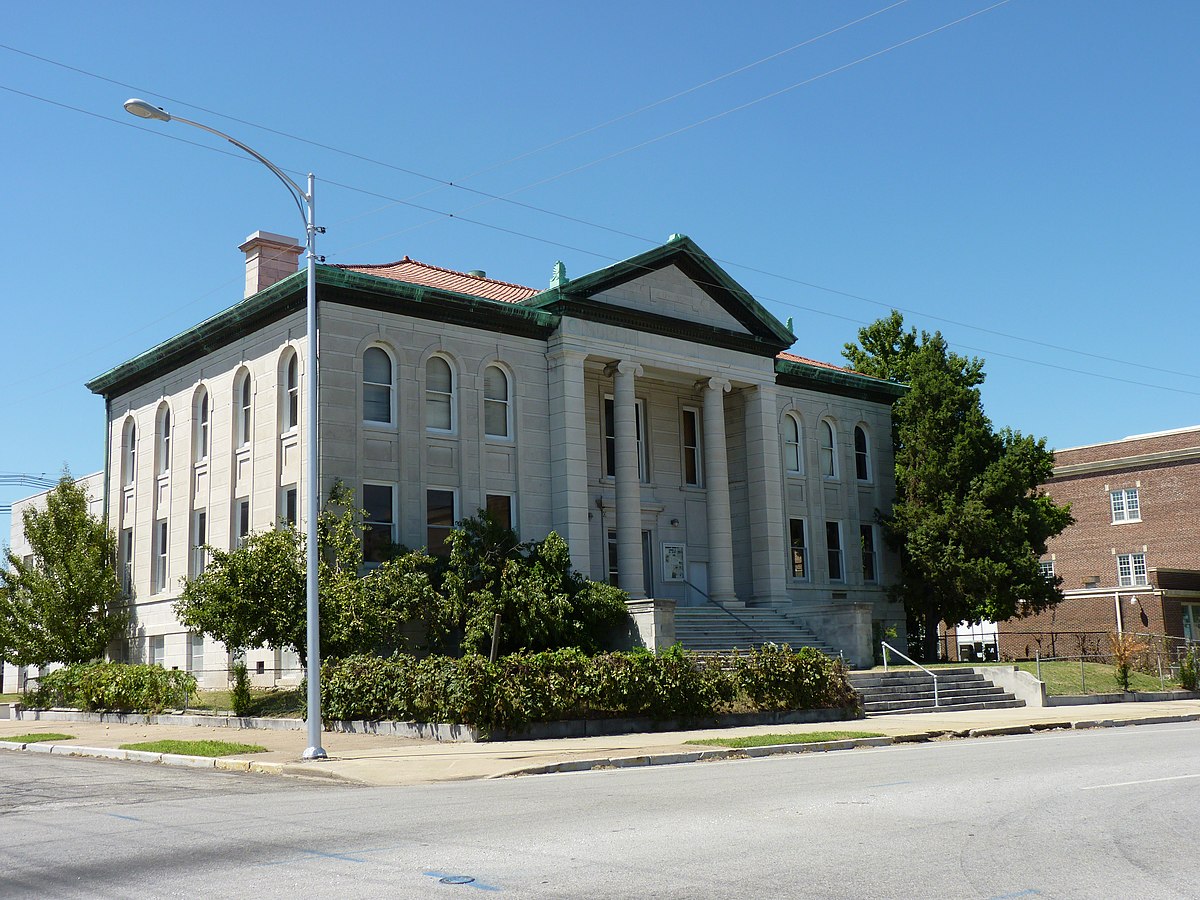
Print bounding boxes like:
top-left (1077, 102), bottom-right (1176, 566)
top-left (0, 472), bottom-right (127, 667)
top-left (844, 313), bottom-right (1074, 660)
top-left (176, 482), bottom-right (435, 663)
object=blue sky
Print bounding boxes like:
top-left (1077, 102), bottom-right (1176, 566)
top-left (3, 1), bottom-right (1198, 539)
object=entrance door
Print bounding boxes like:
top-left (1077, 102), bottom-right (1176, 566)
top-left (686, 561), bottom-right (708, 607)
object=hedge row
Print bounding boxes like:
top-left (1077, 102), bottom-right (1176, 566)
top-left (322, 644), bottom-right (857, 732)
top-left (29, 662), bottom-right (197, 714)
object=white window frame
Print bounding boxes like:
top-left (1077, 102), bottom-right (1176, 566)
top-left (153, 519), bottom-right (168, 593)
top-left (191, 509), bottom-right (208, 577)
top-left (120, 527), bottom-right (134, 595)
top-left (483, 364), bottom-right (512, 440)
top-left (603, 395), bottom-right (647, 481)
top-left (123, 421), bottom-right (137, 487)
top-left (819, 419), bottom-right (838, 479)
top-left (1038, 559), bottom-right (1055, 580)
top-left (195, 390), bottom-right (210, 463)
top-left (283, 352), bottom-right (299, 434)
top-left (158, 407), bottom-right (172, 475)
top-left (280, 486), bottom-right (298, 528)
top-left (425, 355), bottom-right (456, 434)
top-left (188, 633), bottom-right (205, 676)
top-left (149, 635), bottom-right (166, 667)
top-left (362, 482), bottom-right (397, 563)
top-left (235, 498), bottom-right (250, 547)
top-left (681, 406), bottom-right (703, 487)
top-left (1110, 488), bottom-right (1141, 524)
top-left (236, 374), bottom-right (253, 449)
top-left (1117, 552), bottom-right (1147, 587)
top-left (860, 523), bottom-right (878, 583)
top-left (426, 487), bottom-right (458, 556)
top-left (854, 425), bottom-right (872, 483)
top-left (826, 520), bottom-right (844, 582)
top-left (788, 517), bottom-right (809, 581)
top-left (362, 346), bottom-right (394, 426)
top-left (783, 413), bottom-right (803, 475)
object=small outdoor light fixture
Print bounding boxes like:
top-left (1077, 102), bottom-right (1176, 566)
top-left (123, 99), bottom-right (170, 122)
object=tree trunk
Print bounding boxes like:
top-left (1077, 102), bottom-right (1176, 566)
top-left (922, 611), bottom-right (940, 663)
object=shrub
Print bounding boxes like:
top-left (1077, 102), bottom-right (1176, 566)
top-left (1109, 631), bottom-right (1148, 692)
top-left (229, 661), bottom-right (252, 716)
top-left (29, 662), bottom-right (196, 713)
top-left (1179, 648), bottom-right (1199, 692)
top-left (322, 645), bottom-right (854, 735)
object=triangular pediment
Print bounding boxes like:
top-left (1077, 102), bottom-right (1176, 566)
top-left (525, 236), bottom-right (794, 354)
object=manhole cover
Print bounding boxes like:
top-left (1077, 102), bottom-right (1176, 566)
top-left (439, 875), bottom-right (476, 885)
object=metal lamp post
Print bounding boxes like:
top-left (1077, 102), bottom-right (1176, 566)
top-left (124, 99), bottom-right (326, 760)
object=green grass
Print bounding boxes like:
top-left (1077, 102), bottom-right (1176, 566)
top-left (2, 732), bottom-right (75, 743)
top-left (118, 739), bottom-right (267, 757)
top-left (687, 730), bottom-right (884, 749)
top-left (187, 687), bottom-right (305, 718)
top-left (0, 693), bottom-right (22, 703)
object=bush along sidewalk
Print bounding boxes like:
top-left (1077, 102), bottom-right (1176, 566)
top-left (322, 644), bottom-right (858, 737)
top-left (26, 662), bottom-right (196, 714)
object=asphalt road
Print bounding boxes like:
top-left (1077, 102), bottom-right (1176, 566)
top-left (2, 723), bottom-right (1198, 899)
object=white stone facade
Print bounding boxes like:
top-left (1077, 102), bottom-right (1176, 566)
top-left (81, 233), bottom-right (906, 675)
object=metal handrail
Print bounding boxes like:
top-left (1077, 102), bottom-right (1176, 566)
top-left (881, 641), bottom-right (939, 707)
top-left (680, 579), bottom-right (774, 646)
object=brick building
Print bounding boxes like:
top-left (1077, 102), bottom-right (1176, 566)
top-left (952, 427), bottom-right (1200, 661)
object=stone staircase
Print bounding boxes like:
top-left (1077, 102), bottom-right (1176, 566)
top-left (674, 605), bottom-right (837, 657)
top-left (849, 668), bottom-right (1026, 716)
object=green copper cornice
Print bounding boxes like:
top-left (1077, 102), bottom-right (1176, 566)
top-left (774, 357), bottom-right (907, 405)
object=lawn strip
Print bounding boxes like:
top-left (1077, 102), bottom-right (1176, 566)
top-left (118, 739), bottom-right (267, 757)
top-left (686, 730), bottom-right (884, 749)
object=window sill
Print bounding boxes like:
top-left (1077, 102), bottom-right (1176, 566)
top-left (362, 421), bottom-right (397, 431)
top-left (1111, 519), bottom-right (1142, 525)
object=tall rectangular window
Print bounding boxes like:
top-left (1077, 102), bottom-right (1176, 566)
top-left (150, 635), bottom-right (165, 667)
top-left (427, 489), bottom-right (456, 557)
top-left (236, 499), bottom-right (250, 547)
top-left (860, 524), bottom-right (877, 583)
top-left (603, 397), bottom-right (646, 480)
top-left (1039, 559), bottom-right (1055, 580)
top-left (120, 527), bottom-right (134, 596)
top-left (1117, 552), bottom-right (1147, 586)
top-left (681, 408), bottom-right (702, 486)
top-left (826, 521), bottom-right (844, 582)
top-left (282, 487), bottom-right (298, 528)
top-left (153, 519), bottom-right (168, 593)
top-left (363, 484), bottom-right (395, 563)
top-left (1110, 488), bottom-right (1141, 523)
top-left (789, 518), bottom-right (808, 580)
top-left (485, 493), bottom-right (514, 531)
top-left (189, 633), bottom-right (205, 676)
top-left (191, 510), bottom-right (207, 577)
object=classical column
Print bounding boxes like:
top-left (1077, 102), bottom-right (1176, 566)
top-left (745, 382), bottom-right (788, 605)
top-left (547, 348), bottom-right (591, 576)
top-left (610, 360), bottom-right (645, 599)
top-left (701, 376), bottom-right (737, 606)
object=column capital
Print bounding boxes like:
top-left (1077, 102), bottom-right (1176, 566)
top-left (606, 360), bottom-right (644, 379)
top-left (698, 376), bottom-right (732, 394)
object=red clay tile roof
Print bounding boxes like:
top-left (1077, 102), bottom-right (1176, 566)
top-left (336, 257), bottom-right (539, 304)
top-left (776, 351), bottom-right (855, 373)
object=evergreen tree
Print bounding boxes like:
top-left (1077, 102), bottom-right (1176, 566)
top-left (0, 472), bottom-right (127, 667)
top-left (844, 313), bottom-right (1073, 660)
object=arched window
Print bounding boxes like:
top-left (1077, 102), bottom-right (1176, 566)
top-left (819, 419), bottom-right (837, 478)
top-left (483, 365), bottom-right (510, 439)
top-left (783, 413), bottom-right (803, 474)
top-left (426, 356), bottom-right (455, 432)
top-left (194, 389), bottom-right (210, 462)
top-left (854, 425), bottom-right (871, 482)
top-left (122, 420), bottom-right (137, 487)
top-left (236, 372), bottom-right (252, 449)
top-left (157, 406), bottom-right (172, 475)
top-left (283, 352), bottom-right (299, 433)
top-left (362, 347), bottom-right (392, 424)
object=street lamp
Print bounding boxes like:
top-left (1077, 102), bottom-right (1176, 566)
top-left (124, 98), bottom-right (326, 760)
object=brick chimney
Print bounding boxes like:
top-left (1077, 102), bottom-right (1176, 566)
top-left (238, 231), bottom-right (303, 298)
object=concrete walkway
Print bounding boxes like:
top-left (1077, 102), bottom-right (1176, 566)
top-left (3, 700), bottom-right (1198, 787)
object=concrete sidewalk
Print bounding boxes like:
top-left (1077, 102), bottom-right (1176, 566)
top-left (3, 700), bottom-right (1199, 786)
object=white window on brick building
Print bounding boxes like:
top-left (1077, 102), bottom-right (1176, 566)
top-left (1117, 552), bottom-right (1147, 586)
top-left (1039, 559), bottom-right (1055, 580)
top-left (1110, 488), bottom-right (1140, 523)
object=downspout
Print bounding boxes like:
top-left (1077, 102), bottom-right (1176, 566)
top-left (1114, 591), bottom-right (1123, 634)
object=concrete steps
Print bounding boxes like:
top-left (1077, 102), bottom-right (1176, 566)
top-left (849, 668), bottom-right (1026, 716)
top-left (674, 606), bottom-right (837, 657)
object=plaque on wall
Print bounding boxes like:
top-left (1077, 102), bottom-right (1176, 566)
top-left (662, 542), bottom-right (687, 582)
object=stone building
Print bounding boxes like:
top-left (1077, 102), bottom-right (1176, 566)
top-left (80, 231), bottom-right (905, 683)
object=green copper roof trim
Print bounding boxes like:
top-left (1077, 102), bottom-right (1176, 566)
top-left (774, 357), bottom-right (908, 404)
top-left (88, 266), bottom-right (558, 398)
top-left (524, 236), bottom-right (795, 346)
